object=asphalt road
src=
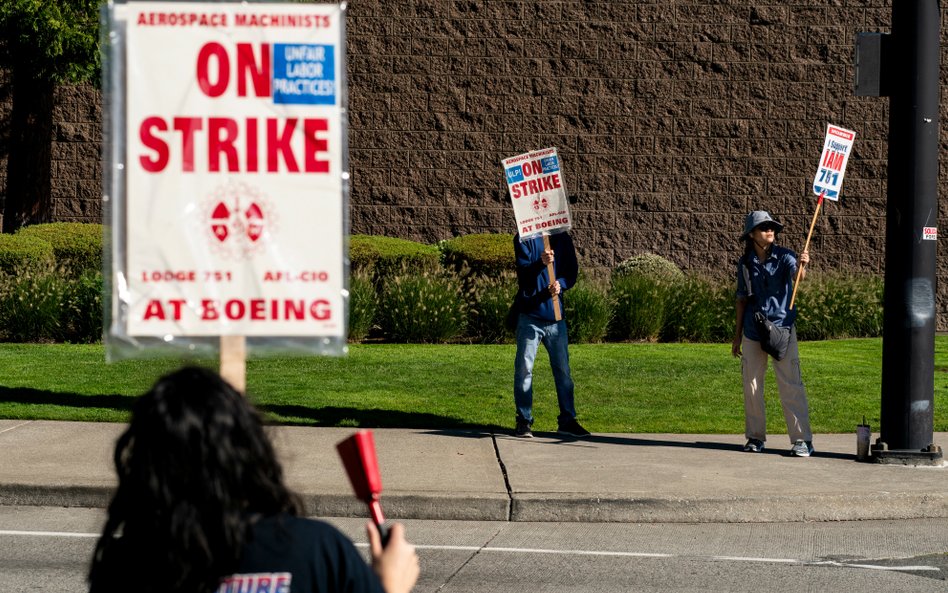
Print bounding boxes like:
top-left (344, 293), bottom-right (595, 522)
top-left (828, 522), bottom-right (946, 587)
top-left (2, 506), bottom-right (946, 592)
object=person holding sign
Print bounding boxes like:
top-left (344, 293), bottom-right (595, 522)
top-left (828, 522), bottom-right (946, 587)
top-left (89, 367), bottom-right (419, 593)
top-left (731, 212), bottom-right (814, 457)
top-left (512, 231), bottom-right (590, 439)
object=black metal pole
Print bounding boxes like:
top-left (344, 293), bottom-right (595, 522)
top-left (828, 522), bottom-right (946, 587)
top-left (877, 0), bottom-right (941, 462)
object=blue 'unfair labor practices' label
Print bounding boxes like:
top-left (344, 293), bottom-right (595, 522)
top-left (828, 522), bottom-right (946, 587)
top-left (541, 156), bottom-right (559, 174)
top-left (272, 44), bottom-right (335, 105)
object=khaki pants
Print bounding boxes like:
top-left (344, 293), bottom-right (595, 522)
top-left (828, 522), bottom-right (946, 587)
top-left (741, 328), bottom-right (812, 444)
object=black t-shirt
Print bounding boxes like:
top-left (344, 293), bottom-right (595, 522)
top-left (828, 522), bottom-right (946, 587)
top-left (216, 514), bottom-right (384, 593)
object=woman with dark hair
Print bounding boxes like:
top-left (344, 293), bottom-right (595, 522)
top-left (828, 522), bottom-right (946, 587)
top-left (88, 366), bottom-right (419, 593)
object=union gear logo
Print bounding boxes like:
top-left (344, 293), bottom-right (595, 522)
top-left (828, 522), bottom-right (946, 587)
top-left (532, 197), bottom-right (549, 211)
top-left (202, 182), bottom-right (278, 260)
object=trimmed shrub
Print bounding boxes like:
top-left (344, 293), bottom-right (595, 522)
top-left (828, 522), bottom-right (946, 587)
top-left (348, 272), bottom-right (377, 342)
top-left (661, 276), bottom-right (734, 343)
top-left (350, 235), bottom-right (440, 287)
top-left (795, 273), bottom-right (884, 340)
top-left (378, 272), bottom-right (467, 343)
top-left (440, 233), bottom-right (516, 278)
top-left (613, 253), bottom-right (685, 282)
top-left (564, 279), bottom-right (611, 343)
top-left (0, 234), bottom-right (55, 276)
top-left (15, 222), bottom-right (103, 276)
top-left (465, 272), bottom-right (517, 344)
top-left (609, 274), bottom-right (670, 341)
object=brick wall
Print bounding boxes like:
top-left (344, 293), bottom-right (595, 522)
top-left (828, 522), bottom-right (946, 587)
top-left (49, 85), bottom-right (102, 222)
top-left (5, 0), bottom-right (948, 326)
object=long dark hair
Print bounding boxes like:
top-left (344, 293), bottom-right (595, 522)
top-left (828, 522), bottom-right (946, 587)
top-left (89, 366), bottom-right (302, 593)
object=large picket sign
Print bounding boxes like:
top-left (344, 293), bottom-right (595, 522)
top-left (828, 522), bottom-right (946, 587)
top-left (114, 1), bottom-right (346, 343)
top-left (502, 147), bottom-right (571, 240)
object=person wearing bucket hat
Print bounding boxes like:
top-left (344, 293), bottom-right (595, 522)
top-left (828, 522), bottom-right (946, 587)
top-left (732, 211), bottom-right (814, 457)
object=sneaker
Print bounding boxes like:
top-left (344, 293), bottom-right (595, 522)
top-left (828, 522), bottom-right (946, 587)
top-left (514, 420), bottom-right (533, 438)
top-left (557, 418), bottom-right (591, 438)
top-left (743, 438), bottom-right (765, 453)
top-left (790, 440), bottom-right (814, 457)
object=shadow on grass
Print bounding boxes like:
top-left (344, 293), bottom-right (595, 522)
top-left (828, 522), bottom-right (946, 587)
top-left (0, 386), bottom-right (134, 411)
top-left (0, 389), bottom-right (506, 433)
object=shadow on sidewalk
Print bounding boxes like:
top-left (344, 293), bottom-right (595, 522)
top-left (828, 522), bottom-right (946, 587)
top-left (260, 404), bottom-right (506, 433)
top-left (421, 428), bottom-right (854, 461)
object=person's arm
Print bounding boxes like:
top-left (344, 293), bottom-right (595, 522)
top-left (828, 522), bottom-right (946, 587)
top-left (798, 250), bottom-right (809, 281)
top-left (733, 259), bottom-right (748, 357)
top-left (732, 296), bottom-right (747, 357)
top-left (555, 233), bottom-right (579, 292)
top-left (514, 236), bottom-right (544, 295)
top-left (367, 522), bottom-right (419, 593)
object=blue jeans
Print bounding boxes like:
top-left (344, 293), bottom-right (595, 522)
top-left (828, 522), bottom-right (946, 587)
top-left (513, 314), bottom-right (576, 424)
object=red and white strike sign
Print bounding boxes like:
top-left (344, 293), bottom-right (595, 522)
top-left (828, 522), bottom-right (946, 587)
top-left (502, 147), bottom-right (571, 240)
top-left (813, 124), bottom-right (856, 201)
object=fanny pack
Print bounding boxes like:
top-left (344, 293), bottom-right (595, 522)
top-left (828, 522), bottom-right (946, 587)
top-left (753, 311), bottom-right (791, 360)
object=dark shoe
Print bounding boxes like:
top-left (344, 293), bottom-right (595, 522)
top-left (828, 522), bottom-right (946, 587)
top-left (743, 438), bottom-right (765, 453)
top-left (557, 418), bottom-right (590, 438)
top-left (515, 420), bottom-right (533, 438)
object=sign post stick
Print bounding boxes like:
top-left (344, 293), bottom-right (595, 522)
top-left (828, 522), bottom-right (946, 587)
top-left (789, 192), bottom-right (824, 310)
top-left (220, 335), bottom-right (246, 394)
top-left (542, 234), bottom-right (562, 321)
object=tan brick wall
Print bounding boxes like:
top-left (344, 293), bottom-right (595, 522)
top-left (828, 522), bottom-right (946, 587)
top-left (6, 0), bottom-right (948, 326)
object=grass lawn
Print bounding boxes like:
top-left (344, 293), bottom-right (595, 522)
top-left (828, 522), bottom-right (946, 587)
top-left (0, 338), bottom-right (946, 435)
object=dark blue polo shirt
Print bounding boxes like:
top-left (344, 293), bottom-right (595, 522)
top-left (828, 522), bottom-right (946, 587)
top-left (736, 245), bottom-right (798, 340)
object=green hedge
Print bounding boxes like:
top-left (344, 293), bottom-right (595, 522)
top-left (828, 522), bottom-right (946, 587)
top-left (350, 235), bottom-right (440, 285)
top-left (0, 233), bottom-right (55, 275)
top-left (15, 222), bottom-right (103, 276)
top-left (440, 233), bottom-right (515, 277)
top-left (0, 230), bottom-right (886, 345)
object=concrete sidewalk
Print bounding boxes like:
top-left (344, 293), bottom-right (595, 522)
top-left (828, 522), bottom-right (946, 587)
top-left (0, 420), bottom-right (945, 523)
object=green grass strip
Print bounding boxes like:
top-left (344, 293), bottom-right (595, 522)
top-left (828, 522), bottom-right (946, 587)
top-left (0, 339), bottom-right (946, 434)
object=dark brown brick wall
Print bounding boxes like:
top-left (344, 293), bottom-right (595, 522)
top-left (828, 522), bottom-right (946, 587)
top-left (50, 84), bottom-right (102, 222)
top-left (345, 0), bottom-right (903, 276)
top-left (4, 0), bottom-right (948, 327)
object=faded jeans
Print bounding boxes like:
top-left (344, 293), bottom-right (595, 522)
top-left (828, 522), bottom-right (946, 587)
top-left (513, 314), bottom-right (576, 424)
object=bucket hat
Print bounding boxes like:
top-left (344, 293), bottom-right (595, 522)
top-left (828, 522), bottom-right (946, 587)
top-left (740, 211), bottom-right (783, 240)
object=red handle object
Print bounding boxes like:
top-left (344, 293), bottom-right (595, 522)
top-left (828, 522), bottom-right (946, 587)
top-left (336, 430), bottom-right (388, 541)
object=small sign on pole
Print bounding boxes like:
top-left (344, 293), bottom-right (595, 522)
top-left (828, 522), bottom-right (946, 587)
top-left (502, 148), bottom-right (572, 320)
top-left (791, 124), bottom-right (857, 309)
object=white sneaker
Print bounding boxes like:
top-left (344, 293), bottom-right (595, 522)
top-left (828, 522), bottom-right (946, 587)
top-left (790, 440), bottom-right (814, 457)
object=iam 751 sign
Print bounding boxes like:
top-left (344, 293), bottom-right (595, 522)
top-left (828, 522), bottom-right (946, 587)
top-left (812, 124), bottom-right (856, 200)
top-left (119, 2), bottom-right (346, 338)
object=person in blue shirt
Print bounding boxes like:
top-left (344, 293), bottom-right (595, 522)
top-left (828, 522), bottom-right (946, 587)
top-left (512, 231), bottom-right (589, 438)
top-left (732, 211), bottom-right (814, 457)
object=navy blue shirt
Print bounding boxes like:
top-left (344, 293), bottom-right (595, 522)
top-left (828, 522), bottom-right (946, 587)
top-left (219, 514), bottom-right (384, 593)
top-left (514, 232), bottom-right (579, 322)
top-left (736, 245), bottom-right (798, 340)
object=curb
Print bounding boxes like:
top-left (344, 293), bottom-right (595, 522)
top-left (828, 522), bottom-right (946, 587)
top-left (5, 484), bottom-right (948, 524)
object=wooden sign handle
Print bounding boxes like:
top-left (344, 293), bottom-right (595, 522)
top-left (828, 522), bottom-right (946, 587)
top-left (789, 193), bottom-right (823, 311)
top-left (542, 234), bottom-right (562, 321)
top-left (220, 335), bottom-right (247, 394)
